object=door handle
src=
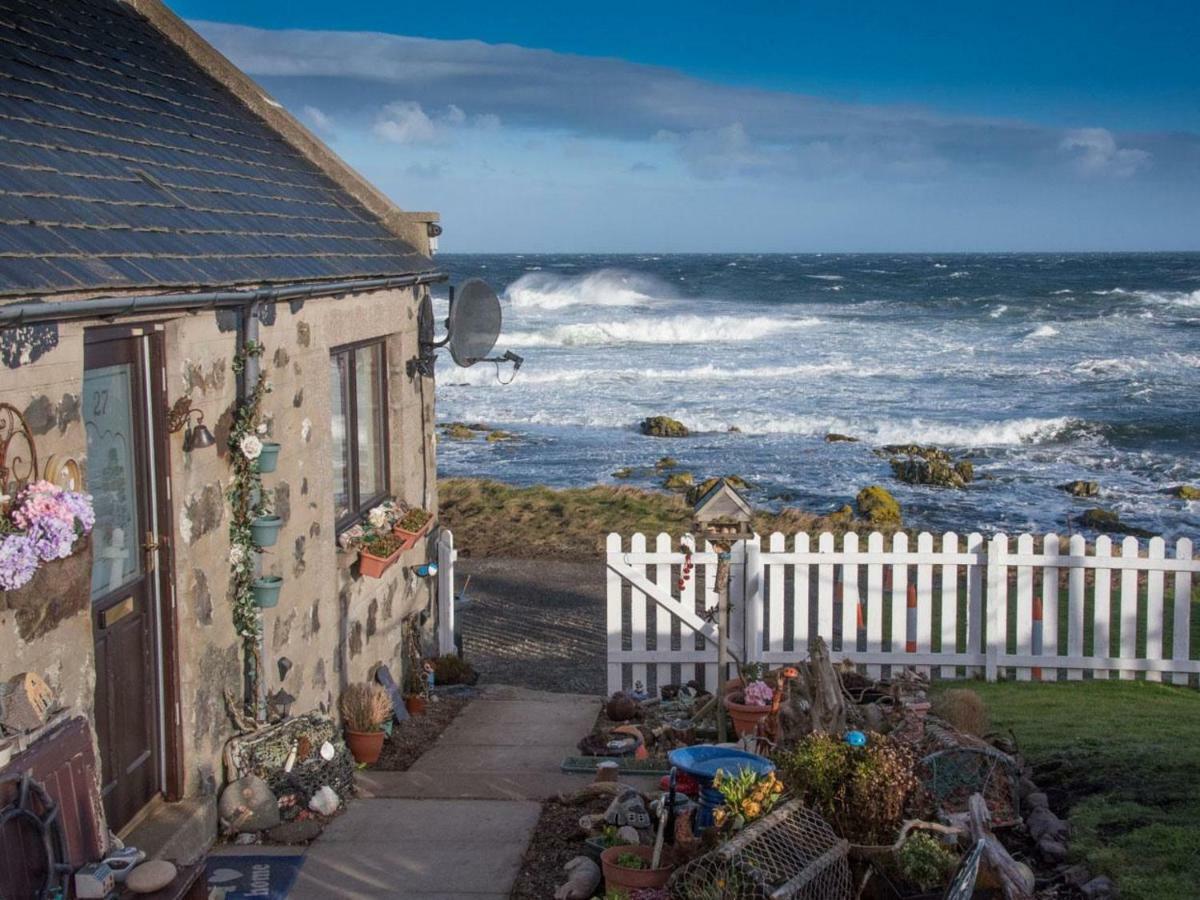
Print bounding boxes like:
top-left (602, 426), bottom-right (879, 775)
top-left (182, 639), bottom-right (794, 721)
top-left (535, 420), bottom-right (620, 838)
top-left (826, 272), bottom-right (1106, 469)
top-left (143, 531), bottom-right (160, 573)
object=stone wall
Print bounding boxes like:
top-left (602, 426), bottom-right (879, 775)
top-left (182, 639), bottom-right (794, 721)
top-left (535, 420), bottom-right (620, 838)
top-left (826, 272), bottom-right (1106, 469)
top-left (0, 283), bottom-right (440, 805)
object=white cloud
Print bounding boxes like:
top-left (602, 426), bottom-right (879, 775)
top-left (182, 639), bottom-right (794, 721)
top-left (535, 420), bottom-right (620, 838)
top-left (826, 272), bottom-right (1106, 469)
top-left (373, 100), bottom-right (439, 144)
top-left (371, 100), bottom-right (501, 145)
top-left (1060, 128), bottom-right (1151, 177)
top-left (301, 104), bottom-right (336, 136)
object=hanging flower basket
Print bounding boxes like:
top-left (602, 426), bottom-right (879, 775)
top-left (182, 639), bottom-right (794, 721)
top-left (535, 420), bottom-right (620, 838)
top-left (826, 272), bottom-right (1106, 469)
top-left (250, 515), bottom-right (283, 548)
top-left (358, 534), bottom-right (405, 578)
top-left (254, 441), bottom-right (281, 474)
top-left (251, 575), bottom-right (283, 608)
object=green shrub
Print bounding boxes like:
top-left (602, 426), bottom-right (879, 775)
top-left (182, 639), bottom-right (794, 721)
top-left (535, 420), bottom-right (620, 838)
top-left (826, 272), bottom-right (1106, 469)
top-left (897, 833), bottom-right (959, 891)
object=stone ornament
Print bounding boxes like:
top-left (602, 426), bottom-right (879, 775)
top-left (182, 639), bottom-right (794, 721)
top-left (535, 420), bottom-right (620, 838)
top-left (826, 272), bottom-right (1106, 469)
top-left (125, 860), bottom-right (177, 894)
top-left (604, 789), bottom-right (651, 829)
top-left (217, 775), bottom-right (280, 834)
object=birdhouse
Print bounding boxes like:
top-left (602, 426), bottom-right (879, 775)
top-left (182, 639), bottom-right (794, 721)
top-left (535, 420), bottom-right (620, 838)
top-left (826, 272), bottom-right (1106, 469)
top-left (692, 478), bottom-right (754, 543)
top-left (0, 672), bottom-right (55, 733)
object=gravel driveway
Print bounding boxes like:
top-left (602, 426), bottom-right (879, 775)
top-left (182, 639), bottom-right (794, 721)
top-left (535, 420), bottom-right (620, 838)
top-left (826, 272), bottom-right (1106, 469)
top-left (456, 556), bottom-right (607, 695)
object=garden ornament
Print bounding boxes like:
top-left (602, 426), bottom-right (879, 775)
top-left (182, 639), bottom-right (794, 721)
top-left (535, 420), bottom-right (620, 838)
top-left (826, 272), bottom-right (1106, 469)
top-left (604, 789), bottom-right (651, 829)
top-left (553, 856), bottom-right (600, 900)
top-left (308, 785), bottom-right (339, 816)
top-left (845, 730), bottom-right (868, 747)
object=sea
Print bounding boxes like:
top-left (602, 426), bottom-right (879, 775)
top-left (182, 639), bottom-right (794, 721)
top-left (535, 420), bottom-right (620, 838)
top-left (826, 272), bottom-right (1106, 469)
top-left (431, 253), bottom-right (1200, 539)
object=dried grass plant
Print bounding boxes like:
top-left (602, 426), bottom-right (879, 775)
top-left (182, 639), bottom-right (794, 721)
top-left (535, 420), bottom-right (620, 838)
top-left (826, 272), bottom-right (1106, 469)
top-left (339, 682), bottom-right (391, 732)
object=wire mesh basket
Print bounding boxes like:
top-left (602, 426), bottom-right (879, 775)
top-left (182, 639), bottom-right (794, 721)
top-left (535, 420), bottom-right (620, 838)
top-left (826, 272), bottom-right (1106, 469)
top-left (668, 800), bottom-right (852, 900)
top-left (918, 718), bottom-right (1020, 826)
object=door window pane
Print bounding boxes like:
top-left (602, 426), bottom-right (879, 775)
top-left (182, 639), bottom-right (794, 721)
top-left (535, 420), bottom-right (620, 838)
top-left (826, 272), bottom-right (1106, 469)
top-left (355, 345), bottom-right (385, 502)
top-left (330, 354), bottom-right (351, 521)
top-left (84, 364), bottom-right (142, 599)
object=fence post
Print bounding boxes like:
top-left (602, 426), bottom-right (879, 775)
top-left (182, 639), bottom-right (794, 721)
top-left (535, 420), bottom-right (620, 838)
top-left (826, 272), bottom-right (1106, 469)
top-left (743, 534), bottom-right (763, 667)
top-left (986, 534), bottom-right (1008, 682)
top-left (436, 528), bottom-right (457, 656)
top-left (606, 533), bottom-right (623, 694)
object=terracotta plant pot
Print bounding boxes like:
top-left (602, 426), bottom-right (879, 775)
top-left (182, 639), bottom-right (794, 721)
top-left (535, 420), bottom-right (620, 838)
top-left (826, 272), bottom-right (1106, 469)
top-left (250, 515), bottom-right (283, 548)
top-left (358, 542), bottom-right (403, 578)
top-left (723, 692), bottom-right (772, 738)
top-left (345, 729), bottom-right (385, 765)
top-left (600, 844), bottom-right (672, 897)
top-left (251, 575), bottom-right (282, 608)
top-left (404, 694), bottom-right (426, 716)
top-left (254, 441), bottom-right (281, 473)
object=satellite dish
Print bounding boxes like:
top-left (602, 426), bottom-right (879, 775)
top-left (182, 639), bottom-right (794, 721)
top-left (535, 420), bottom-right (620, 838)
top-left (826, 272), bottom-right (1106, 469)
top-left (407, 278), bottom-right (523, 380)
top-left (447, 279), bottom-right (501, 367)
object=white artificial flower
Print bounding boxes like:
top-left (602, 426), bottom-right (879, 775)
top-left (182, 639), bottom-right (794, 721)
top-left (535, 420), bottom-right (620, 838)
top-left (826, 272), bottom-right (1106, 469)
top-left (229, 544), bottom-right (246, 566)
top-left (240, 434), bottom-right (263, 461)
top-left (367, 506), bottom-right (389, 530)
top-left (256, 423), bottom-right (268, 435)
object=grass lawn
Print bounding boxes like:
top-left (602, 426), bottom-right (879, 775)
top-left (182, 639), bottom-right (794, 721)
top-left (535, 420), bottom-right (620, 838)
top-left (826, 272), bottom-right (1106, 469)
top-left (934, 680), bottom-right (1200, 900)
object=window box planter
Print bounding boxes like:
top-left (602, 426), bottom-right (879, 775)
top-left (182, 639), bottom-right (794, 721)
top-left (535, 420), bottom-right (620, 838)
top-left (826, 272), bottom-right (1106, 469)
top-left (250, 515), bottom-right (283, 548)
top-left (253, 441), bottom-right (281, 474)
top-left (392, 508), bottom-right (433, 544)
top-left (251, 576), bottom-right (283, 608)
top-left (358, 540), bottom-right (404, 579)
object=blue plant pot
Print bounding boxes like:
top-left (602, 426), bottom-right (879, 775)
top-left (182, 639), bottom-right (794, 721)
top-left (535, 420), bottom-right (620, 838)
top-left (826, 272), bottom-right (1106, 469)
top-left (252, 576), bottom-right (282, 608)
top-left (250, 515), bottom-right (282, 548)
top-left (254, 442), bottom-right (281, 474)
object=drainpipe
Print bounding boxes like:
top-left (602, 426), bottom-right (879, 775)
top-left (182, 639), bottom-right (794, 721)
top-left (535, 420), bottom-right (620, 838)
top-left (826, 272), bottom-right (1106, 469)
top-left (241, 300), bottom-right (269, 721)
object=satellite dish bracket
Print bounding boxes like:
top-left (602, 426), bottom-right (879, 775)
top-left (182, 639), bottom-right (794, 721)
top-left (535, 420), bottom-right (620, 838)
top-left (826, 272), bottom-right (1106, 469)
top-left (406, 281), bottom-right (521, 381)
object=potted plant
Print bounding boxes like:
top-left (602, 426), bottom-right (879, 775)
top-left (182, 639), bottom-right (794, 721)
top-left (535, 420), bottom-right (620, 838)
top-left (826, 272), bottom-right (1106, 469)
top-left (339, 682), bottom-right (391, 764)
top-left (722, 678), bottom-right (774, 737)
top-left (599, 846), bottom-right (672, 897)
top-left (402, 662), bottom-right (427, 716)
top-left (250, 514), bottom-right (283, 548)
top-left (393, 505), bottom-right (433, 544)
top-left (358, 531), bottom-right (405, 578)
top-left (583, 825), bottom-right (632, 863)
top-left (254, 441), bottom-right (281, 473)
top-left (251, 575), bottom-right (282, 608)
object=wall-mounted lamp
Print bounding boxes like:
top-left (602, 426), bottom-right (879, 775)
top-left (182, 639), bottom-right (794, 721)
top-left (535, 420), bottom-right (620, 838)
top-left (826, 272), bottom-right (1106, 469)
top-left (167, 396), bottom-right (216, 451)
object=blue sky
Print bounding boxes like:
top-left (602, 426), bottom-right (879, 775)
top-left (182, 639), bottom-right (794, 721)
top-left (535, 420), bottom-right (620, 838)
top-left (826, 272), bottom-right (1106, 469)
top-left (181, 1), bottom-right (1200, 252)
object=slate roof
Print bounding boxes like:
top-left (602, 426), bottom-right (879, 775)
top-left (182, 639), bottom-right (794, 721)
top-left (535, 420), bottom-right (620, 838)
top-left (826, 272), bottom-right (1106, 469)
top-left (0, 0), bottom-right (429, 299)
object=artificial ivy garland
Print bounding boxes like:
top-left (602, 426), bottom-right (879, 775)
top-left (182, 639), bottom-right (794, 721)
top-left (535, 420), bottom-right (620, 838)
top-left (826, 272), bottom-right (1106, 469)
top-left (228, 339), bottom-right (272, 648)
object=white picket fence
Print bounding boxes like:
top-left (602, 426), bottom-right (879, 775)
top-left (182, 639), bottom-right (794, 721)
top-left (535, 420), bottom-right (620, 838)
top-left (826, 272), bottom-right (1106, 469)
top-left (606, 531), bottom-right (1199, 694)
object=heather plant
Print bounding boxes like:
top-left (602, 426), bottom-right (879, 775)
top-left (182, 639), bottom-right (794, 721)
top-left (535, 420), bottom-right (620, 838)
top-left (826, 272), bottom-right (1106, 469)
top-left (897, 833), bottom-right (959, 891)
top-left (774, 732), bottom-right (917, 844)
top-left (742, 679), bottom-right (774, 706)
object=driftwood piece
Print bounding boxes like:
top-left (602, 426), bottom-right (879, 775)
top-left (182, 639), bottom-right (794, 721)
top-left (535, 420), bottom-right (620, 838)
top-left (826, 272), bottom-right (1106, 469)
top-left (803, 637), bottom-right (847, 734)
top-left (966, 793), bottom-right (1033, 900)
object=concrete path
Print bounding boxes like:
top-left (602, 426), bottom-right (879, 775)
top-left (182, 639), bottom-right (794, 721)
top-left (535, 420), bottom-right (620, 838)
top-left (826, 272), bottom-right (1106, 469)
top-left (287, 685), bottom-right (618, 899)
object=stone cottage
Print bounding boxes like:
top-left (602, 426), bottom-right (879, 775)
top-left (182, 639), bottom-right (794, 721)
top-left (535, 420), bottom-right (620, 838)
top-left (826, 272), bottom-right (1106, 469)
top-left (0, 0), bottom-right (446, 862)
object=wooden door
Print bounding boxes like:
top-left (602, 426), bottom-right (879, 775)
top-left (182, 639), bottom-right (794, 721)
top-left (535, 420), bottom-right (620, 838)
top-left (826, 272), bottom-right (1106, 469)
top-left (84, 332), bottom-right (167, 832)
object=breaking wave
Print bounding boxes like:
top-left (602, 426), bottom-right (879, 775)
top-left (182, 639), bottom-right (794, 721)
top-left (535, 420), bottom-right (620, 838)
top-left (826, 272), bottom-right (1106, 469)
top-left (502, 269), bottom-right (674, 310)
top-left (1027, 324), bottom-right (1060, 338)
top-left (503, 315), bottom-right (823, 347)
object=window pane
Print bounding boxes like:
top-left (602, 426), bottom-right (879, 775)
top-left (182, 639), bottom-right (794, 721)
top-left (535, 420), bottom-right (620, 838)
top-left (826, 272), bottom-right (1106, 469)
top-left (355, 344), bottom-right (386, 502)
top-left (83, 363), bottom-right (142, 599)
top-left (330, 353), bottom-right (351, 520)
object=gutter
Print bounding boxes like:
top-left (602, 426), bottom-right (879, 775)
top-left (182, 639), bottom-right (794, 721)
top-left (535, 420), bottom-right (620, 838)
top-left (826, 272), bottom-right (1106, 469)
top-left (0, 271), bottom-right (449, 329)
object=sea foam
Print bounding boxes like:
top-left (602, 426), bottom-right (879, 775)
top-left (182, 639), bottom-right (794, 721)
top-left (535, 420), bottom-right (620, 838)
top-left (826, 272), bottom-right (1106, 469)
top-left (503, 314), bottom-right (823, 347)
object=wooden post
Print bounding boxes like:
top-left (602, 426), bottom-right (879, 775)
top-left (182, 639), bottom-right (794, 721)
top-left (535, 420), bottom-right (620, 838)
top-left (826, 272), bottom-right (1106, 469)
top-left (715, 543), bottom-right (731, 744)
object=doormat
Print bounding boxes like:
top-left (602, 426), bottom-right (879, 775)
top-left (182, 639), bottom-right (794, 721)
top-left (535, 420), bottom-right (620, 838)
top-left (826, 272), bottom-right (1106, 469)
top-left (559, 755), bottom-right (671, 775)
top-left (206, 854), bottom-right (305, 899)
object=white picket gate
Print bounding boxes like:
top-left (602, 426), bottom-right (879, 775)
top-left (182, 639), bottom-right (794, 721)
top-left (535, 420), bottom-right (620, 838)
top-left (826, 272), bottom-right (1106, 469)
top-left (605, 531), bottom-right (1199, 694)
